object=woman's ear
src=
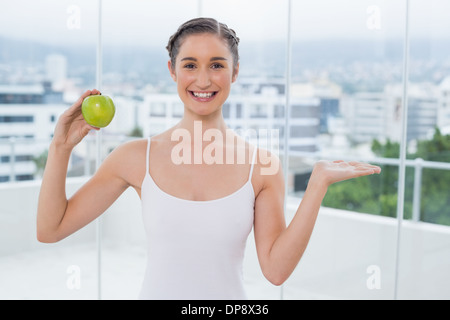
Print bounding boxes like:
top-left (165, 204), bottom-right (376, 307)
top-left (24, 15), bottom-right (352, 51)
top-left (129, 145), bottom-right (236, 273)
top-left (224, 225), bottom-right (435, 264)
top-left (168, 60), bottom-right (177, 82)
top-left (232, 62), bottom-right (239, 83)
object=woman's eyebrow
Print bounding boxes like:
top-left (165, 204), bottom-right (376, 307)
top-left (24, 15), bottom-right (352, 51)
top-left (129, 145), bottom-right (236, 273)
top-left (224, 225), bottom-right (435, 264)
top-left (180, 57), bottom-right (197, 62)
top-left (210, 57), bottom-right (227, 61)
top-left (180, 57), bottom-right (228, 62)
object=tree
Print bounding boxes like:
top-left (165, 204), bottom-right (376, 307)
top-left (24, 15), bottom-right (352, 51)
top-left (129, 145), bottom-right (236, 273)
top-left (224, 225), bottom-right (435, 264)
top-left (323, 137), bottom-right (411, 219)
top-left (411, 128), bottom-right (450, 225)
top-left (128, 126), bottom-right (143, 137)
top-left (322, 129), bottom-right (450, 226)
top-left (32, 149), bottom-right (48, 179)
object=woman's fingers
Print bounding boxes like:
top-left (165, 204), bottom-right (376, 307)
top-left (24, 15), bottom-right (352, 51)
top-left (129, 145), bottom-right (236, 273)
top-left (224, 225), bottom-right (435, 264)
top-left (52, 89), bottom-right (102, 149)
top-left (314, 160), bottom-right (380, 184)
top-left (65, 89), bottom-right (101, 118)
top-left (66, 90), bottom-right (91, 114)
top-left (350, 163), bottom-right (381, 177)
top-left (338, 160), bottom-right (381, 173)
top-left (80, 123), bottom-right (99, 138)
top-left (353, 162), bottom-right (381, 173)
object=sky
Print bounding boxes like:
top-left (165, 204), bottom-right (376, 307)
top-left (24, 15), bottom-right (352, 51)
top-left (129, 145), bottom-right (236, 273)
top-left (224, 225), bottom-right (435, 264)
top-left (0, 0), bottom-right (448, 48)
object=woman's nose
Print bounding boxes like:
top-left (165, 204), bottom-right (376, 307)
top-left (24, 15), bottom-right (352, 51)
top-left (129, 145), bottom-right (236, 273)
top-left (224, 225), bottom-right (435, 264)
top-left (196, 69), bottom-right (211, 88)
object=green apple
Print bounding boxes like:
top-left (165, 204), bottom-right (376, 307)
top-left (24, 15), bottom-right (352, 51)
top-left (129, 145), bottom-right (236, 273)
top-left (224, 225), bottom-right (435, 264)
top-left (81, 94), bottom-right (116, 128)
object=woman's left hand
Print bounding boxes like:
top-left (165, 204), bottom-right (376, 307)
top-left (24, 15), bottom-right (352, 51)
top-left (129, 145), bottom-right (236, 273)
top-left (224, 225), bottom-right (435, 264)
top-left (310, 160), bottom-right (381, 187)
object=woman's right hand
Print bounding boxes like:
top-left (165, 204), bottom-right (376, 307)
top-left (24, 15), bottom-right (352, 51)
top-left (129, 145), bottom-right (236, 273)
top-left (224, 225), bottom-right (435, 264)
top-left (52, 89), bottom-right (101, 151)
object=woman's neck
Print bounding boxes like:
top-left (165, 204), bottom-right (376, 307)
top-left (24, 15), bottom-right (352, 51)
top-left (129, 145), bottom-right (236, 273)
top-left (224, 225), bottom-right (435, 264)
top-left (176, 109), bottom-right (229, 136)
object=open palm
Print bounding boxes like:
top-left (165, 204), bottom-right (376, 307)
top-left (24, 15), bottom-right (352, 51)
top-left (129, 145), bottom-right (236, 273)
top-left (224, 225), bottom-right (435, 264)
top-left (312, 160), bottom-right (381, 187)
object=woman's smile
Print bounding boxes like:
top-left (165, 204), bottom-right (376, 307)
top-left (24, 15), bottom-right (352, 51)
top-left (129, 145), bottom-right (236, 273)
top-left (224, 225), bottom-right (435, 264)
top-left (189, 90), bottom-right (218, 102)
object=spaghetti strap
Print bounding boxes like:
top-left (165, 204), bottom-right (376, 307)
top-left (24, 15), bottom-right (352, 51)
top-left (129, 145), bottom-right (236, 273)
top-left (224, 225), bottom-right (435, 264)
top-left (145, 137), bottom-right (151, 174)
top-left (248, 147), bottom-right (257, 181)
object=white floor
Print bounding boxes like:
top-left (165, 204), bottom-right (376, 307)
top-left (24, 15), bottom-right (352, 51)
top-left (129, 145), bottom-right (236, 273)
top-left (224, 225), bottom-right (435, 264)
top-left (0, 242), bottom-right (283, 300)
top-left (0, 243), bottom-right (134, 299)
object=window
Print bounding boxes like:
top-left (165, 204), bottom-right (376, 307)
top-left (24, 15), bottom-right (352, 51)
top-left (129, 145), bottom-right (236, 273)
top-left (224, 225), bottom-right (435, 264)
top-left (15, 154), bottom-right (33, 162)
top-left (0, 115), bottom-right (34, 123)
top-left (149, 102), bottom-right (166, 117)
top-left (0, 0), bottom-right (98, 300)
top-left (100, 0), bottom-right (199, 300)
top-left (398, 0), bottom-right (450, 299)
top-left (287, 0), bottom-right (405, 299)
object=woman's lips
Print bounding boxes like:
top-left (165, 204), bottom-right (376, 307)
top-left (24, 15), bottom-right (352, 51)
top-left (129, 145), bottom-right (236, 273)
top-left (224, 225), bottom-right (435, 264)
top-left (189, 91), bottom-right (217, 101)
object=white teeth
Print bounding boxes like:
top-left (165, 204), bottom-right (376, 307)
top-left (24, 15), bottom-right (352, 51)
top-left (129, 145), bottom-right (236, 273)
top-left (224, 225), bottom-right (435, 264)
top-left (192, 92), bottom-right (214, 98)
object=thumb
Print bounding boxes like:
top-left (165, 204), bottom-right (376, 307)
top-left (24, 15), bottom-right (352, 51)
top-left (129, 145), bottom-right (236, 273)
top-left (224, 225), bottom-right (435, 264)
top-left (80, 124), bottom-right (99, 140)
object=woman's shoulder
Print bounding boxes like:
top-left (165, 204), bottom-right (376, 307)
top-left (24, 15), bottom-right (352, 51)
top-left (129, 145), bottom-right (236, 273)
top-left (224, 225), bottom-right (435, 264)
top-left (97, 138), bottom-right (149, 188)
top-left (252, 146), bottom-right (282, 184)
top-left (101, 138), bottom-right (148, 171)
top-left (112, 137), bottom-right (148, 155)
top-left (110, 133), bottom-right (172, 161)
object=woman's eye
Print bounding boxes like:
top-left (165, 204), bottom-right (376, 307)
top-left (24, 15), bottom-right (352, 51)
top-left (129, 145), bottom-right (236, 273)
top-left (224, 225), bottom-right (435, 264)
top-left (211, 63), bottom-right (224, 69)
top-left (184, 63), bottom-right (196, 69)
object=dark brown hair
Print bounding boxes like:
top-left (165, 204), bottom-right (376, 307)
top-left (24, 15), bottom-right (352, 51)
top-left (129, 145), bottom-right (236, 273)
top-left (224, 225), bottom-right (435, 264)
top-left (166, 17), bottom-right (240, 70)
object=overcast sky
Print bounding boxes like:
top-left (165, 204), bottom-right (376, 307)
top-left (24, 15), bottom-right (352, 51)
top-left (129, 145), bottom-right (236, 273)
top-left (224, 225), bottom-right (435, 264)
top-left (0, 0), bottom-right (448, 47)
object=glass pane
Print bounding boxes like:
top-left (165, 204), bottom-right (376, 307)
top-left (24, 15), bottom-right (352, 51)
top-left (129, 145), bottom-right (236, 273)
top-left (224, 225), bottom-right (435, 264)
top-left (0, 0), bottom-right (97, 299)
top-left (398, 0), bottom-right (450, 299)
top-left (201, 0), bottom-right (288, 299)
top-left (99, 0), bottom-right (198, 299)
top-left (285, 0), bottom-right (406, 299)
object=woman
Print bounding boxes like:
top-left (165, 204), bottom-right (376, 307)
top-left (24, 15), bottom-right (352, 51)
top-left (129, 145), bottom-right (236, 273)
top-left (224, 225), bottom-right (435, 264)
top-left (37, 17), bottom-right (381, 299)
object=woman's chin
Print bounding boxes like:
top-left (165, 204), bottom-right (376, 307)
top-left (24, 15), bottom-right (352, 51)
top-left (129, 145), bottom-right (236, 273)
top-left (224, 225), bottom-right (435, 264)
top-left (186, 106), bottom-right (221, 118)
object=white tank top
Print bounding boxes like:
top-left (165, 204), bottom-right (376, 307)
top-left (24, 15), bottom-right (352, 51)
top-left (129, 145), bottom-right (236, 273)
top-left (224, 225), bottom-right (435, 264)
top-left (139, 137), bottom-right (256, 299)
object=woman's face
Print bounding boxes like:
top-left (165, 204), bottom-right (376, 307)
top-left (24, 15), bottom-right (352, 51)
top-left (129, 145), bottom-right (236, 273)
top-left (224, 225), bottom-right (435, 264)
top-left (168, 33), bottom-right (239, 117)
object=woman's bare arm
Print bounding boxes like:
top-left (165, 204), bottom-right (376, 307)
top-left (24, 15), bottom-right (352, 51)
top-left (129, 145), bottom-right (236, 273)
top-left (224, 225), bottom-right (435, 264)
top-left (36, 89), bottom-right (135, 243)
top-left (253, 154), bottom-right (381, 286)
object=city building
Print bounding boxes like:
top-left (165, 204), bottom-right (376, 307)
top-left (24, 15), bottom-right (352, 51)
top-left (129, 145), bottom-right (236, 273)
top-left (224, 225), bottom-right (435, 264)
top-left (438, 76), bottom-right (450, 132)
top-left (344, 82), bottom-right (439, 146)
top-left (0, 84), bottom-right (66, 182)
top-left (45, 54), bottom-right (67, 91)
top-left (384, 83), bottom-right (439, 142)
top-left (291, 79), bottom-right (342, 134)
top-left (343, 91), bottom-right (392, 145)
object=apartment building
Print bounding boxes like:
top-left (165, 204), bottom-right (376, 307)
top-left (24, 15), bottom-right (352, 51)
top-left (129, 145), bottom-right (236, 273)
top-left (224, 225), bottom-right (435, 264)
top-left (344, 82), bottom-right (439, 145)
top-left (438, 76), bottom-right (450, 133)
top-left (0, 84), bottom-right (66, 182)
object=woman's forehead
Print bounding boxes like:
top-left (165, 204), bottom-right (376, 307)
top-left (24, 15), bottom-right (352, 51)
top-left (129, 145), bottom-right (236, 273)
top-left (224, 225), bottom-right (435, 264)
top-left (177, 33), bottom-right (232, 59)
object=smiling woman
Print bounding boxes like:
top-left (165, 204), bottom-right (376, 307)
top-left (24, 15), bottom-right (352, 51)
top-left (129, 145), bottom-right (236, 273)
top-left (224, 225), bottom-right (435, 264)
top-left (168, 33), bottom-right (238, 118)
top-left (166, 18), bottom-right (240, 119)
top-left (36, 16), bottom-right (380, 300)
top-left (1, 0), bottom-right (449, 302)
